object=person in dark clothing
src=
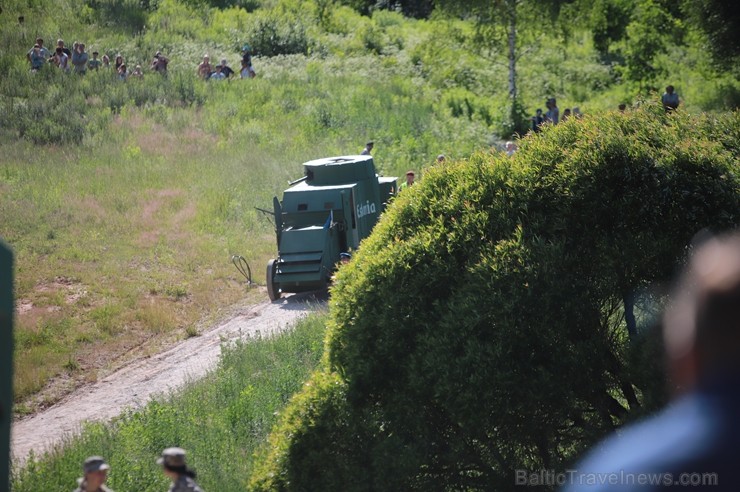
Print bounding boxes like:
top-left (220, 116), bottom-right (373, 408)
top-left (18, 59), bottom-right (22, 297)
top-left (531, 108), bottom-right (544, 132)
top-left (56, 38), bottom-right (71, 57)
top-left (241, 44), bottom-right (256, 78)
top-left (661, 85), bottom-right (680, 112)
top-left (151, 51), bottom-right (169, 74)
top-left (218, 59), bottom-right (235, 78)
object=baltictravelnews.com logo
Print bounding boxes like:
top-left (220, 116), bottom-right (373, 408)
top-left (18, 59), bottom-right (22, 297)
top-left (515, 469), bottom-right (718, 487)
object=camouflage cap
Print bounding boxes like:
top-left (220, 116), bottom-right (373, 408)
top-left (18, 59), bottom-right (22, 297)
top-left (157, 447), bottom-right (187, 468)
top-left (83, 456), bottom-right (110, 474)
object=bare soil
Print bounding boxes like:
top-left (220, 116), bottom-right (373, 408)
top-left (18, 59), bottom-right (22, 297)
top-left (11, 290), bottom-right (324, 465)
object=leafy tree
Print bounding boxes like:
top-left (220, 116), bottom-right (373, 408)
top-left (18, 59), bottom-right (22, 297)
top-left (619, 0), bottom-right (677, 90)
top-left (85, 0), bottom-right (155, 33)
top-left (583, 0), bottom-right (685, 78)
top-left (587, 0), bottom-right (634, 57)
top-left (250, 106), bottom-right (740, 491)
top-left (433, 0), bottom-right (575, 135)
top-left (339, 0), bottom-right (435, 18)
top-left (682, 0), bottom-right (740, 71)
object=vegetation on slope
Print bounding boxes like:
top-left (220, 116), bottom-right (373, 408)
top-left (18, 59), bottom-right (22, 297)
top-left (250, 106), bottom-right (740, 491)
top-left (2, 5), bottom-right (499, 408)
top-left (1, 0), bottom-right (739, 486)
top-left (11, 313), bottom-right (328, 491)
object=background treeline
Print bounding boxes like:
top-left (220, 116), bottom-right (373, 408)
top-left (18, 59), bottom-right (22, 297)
top-left (1, 0), bottom-right (739, 146)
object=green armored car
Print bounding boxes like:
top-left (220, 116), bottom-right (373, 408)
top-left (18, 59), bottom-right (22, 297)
top-left (266, 155), bottom-right (397, 301)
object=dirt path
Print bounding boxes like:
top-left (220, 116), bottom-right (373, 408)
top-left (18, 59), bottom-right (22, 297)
top-left (11, 291), bottom-right (324, 464)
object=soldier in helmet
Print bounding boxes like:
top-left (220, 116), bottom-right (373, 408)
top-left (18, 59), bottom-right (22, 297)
top-left (157, 447), bottom-right (204, 492)
top-left (74, 456), bottom-right (114, 492)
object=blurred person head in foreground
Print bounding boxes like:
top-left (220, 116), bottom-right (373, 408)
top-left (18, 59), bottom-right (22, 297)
top-left (564, 230), bottom-right (740, 492)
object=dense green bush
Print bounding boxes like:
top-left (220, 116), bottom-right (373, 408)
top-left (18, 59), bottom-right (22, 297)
top-left (85, 0), bottom-right (153, 33)
top-left (242, 8), bottom-right (311, 56)
top-left (250, 105), bottom-right (740, 491)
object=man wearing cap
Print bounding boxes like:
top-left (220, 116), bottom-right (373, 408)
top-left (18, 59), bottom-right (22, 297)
top-left (399, 170), bottom-right (415, 191)
top-left (73, 456), bottom-right (114, 492)
top-left (158, 447), bottom-right (204, 492)
top-left (331, 252), bottom-right (352, 282)
top-left (361, 141), bottom-right (374, 155)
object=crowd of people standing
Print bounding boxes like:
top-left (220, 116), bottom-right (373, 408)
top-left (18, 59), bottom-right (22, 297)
top-left (531, 85), bottom-right (679, 133)
top-left (196, 45), bottom-right (256, 80)
top-left (26, 36), bottom-right (171, 80)
top-left (27, 37), bottom-right (93, 74)
top-left (530, 97), bottom-right (583, 132)
top-left (25, 37), bottom-right (257, 81)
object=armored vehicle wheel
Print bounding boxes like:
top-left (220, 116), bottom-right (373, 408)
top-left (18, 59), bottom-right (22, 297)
top-left (266, 259), bottom-right (281, 301)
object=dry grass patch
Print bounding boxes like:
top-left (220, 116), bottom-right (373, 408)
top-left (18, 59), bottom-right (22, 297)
top-left (140, 188), bottom-right (184, 222)
top-left (136, 296), bottom-right (181, 334)
top-left (72, 196), bottom-right (109, 224)
top-left (117, 112), bottom-right (217, 159)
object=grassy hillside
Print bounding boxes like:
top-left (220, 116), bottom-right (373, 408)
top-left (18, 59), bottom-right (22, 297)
top-left (0, 2), bottom-right (484, 410)
top-left (1, 0), bottom-right (737, 420)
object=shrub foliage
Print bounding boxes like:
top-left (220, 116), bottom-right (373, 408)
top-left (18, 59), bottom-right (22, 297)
top-left (250, 106), bottom-right (740, 491)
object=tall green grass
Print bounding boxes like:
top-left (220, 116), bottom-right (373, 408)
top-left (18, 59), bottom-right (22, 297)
top-left (2, 38), bottom-right (495, 406)
top-left (2, 120), bottom-right (279, 403)
top-left (11, 312), bottom-right (328, 491)
top-left (3, 0), bottom-right (738, 410)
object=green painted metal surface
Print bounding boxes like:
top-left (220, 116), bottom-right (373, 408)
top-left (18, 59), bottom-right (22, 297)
top-left (0, 239), bottom-right (13, 492)
top-left (267, 156), bottom-right (396, 299)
